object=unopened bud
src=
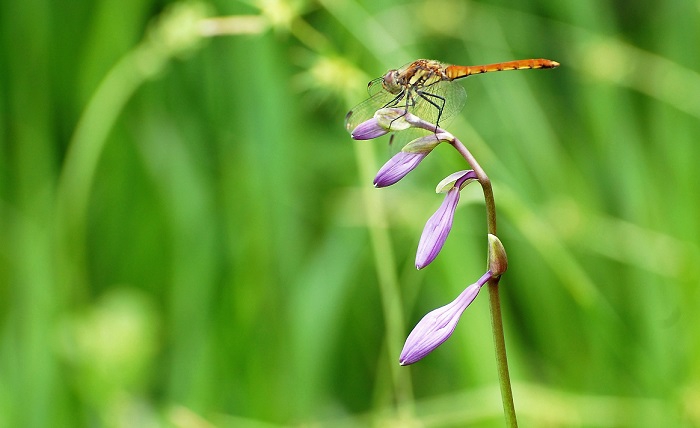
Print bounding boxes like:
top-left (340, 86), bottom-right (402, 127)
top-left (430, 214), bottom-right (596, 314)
top-left (487, 234), bottom-right (508, 277)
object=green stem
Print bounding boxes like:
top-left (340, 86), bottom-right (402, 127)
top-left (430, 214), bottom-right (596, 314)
top-left (449, 139), bottom-right (497, 234)
top-left (449, 136), bottom-right (518, 428)
top-left (54, 3), bottom-right (220, 301)
top-left (55, 44), bottom-right (164, 302)
top-left (487, 276), bottom-right (517, 426)
top-left (401, 110), bottom-right (518, 423)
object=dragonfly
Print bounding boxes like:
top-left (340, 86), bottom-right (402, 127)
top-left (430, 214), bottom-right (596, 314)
top-left (345, 58), bottom-right (559, 141)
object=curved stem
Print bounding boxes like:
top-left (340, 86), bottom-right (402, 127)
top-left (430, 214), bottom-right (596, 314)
top-left (448, 138), bottom-right (496, 234)
top-left (451, 136), bottom-right (517, 427)
top-left (55, 45), bottom-right (162, 303)
top-left (404, 113), bottom-right (517, 426)
top-left (450, 136), bottom-right (517, 428)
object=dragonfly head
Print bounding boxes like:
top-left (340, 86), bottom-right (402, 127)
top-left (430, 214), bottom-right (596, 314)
top-left (381, 69), bottom-right (402, 95)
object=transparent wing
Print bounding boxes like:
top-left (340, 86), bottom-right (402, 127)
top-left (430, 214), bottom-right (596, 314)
top-left (344, 80), bottom-right (400, 134)
top-left (345, 79), bottom-right (467, 150)
top-left (409, 80), bottom-right (467, 126)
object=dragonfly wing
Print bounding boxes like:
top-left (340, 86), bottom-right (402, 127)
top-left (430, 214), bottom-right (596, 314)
top-left (345, 78), bottom-right (467, 136)
top-left (412, 80), bottom-right (467, 126)
top-left (439, 81), bottom-right (467, 123)
top-left (345, 84), bottom-right (399, 134)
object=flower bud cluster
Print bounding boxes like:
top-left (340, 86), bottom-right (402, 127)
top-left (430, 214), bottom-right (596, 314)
top-left (348, 108), bottom-right (508, 364)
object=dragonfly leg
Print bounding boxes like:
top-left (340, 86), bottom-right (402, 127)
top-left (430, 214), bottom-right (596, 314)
top-left (416, 90), bottom-right (446, 128)
top-left (381, 89), bottom-right (412, 131)
top-left (382, 90), bottom-right (405, 110)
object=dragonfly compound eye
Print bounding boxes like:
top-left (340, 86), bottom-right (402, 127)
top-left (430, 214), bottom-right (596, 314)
top-left (381, 70), bottom-right (402, 94)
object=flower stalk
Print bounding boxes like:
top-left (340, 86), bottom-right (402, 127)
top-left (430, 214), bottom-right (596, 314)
top-left (404, 114), bottom-right (518, 426)
top-left (349, 109), bottom-right (520, 426)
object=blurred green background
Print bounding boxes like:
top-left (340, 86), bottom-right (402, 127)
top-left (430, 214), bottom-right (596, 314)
top-left (2, 0), bottom-right (699, 426)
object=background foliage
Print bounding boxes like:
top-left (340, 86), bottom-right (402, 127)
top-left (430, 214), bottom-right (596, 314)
top-left (1, 0), bottom-right (699, 426)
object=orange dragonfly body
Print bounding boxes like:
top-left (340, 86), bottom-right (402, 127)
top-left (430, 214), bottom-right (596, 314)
top-left (345, 58), bottom-right (559, 137)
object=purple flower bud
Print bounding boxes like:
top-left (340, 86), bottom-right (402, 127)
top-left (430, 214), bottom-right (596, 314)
top-left (435, 170), bottom-right (477, 193)
top-left (415, 170), bottom-right (477, 269)
top-left (350, 118), bottom-right (389, 140)
top-left (415, 187), bottom-right (460, 269)
top-left (373, 151), bottom-right (428, 187)
top-left (374, 135), bottom-right (443, 187)
top-left (400, 271), bottom-right (492, 365)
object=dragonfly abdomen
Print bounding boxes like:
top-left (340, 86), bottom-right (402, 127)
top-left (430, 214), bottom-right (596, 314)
top-left (445, 59), bottom-right (559, 80)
